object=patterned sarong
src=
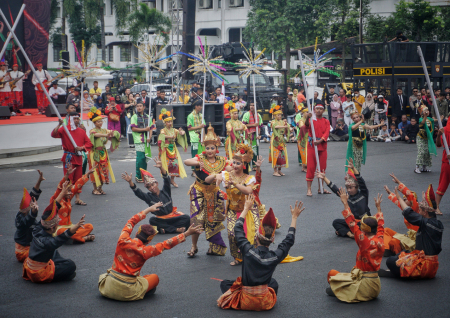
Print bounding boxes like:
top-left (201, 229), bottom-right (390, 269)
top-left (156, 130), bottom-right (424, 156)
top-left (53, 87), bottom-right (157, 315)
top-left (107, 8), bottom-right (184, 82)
top-left (217, 277), bottom-right (277, 311)
top-left (22, 257), bottom-right (55, 283)
top-left (15, 243), bottom-right (30, 263)
top-left (396, 250), bottom-right (439, 279)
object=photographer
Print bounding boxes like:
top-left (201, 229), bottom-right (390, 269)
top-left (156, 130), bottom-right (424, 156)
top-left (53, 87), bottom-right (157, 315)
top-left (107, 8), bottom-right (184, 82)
top-left (329, 118), bottom-right (349, 141)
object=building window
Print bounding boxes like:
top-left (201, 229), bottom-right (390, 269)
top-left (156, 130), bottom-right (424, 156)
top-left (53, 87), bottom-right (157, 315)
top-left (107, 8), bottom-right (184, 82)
top-left (110, 0), bottom-right (114, 15)
top-left (108, 46), bottom-right (114, 62)
top-left (199, 0), bottom-right (213, 9)
top-left (229, 0), bottom-right (243, 7)
top-left (218, 0), bottom-right (221, 8)
top-left (97, 47), bottom-right (103, 62)
top-left (199, 28), bottom-right (217, 36)
top-left (56, 6), bottom-right (61, 18)
top-left (53, 46), bottom-right (62, 62)
top-left (161, 0), bottom-right (164, 12)
top-left (229, 28), bottom-right (241, 42)
top-left (120, 45), bottom-right (131, 62)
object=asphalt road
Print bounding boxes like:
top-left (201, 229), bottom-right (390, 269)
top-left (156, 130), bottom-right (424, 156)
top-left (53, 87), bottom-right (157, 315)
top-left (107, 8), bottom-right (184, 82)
top-left (1, 139), bottom-right (450, 318)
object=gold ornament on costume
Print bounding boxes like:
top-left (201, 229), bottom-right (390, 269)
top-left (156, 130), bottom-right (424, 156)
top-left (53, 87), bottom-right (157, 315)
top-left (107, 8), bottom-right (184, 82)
top-left (233, 144), bottom-right (253, 163)
top-left (203, 123), bottom-right (220, 146)
top-left (360, 214), bottom-right (377, 233)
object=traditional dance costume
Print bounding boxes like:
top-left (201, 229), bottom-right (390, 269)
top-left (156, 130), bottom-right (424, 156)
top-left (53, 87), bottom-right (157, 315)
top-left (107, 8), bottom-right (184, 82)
top-left (437, 125), bottom-right (450, 196)
top-left (51, 175), bottom-right (94, 243)
top-left (225, 102), bottom-right (248, 160)
top-left (186, 105), bottom-right (205, 162)
top-left (328, 210), bottom-right (384, 303)
top-left (31, 67), bottom-right (52, 113)
top-left (327, 169), bottom-right (371, 237)
top-left (87, 107), bottom-right (120, 188)
top-left (306, 108), bottom-right (330, 182)
top-left (0, 65), bottom-right (12, 107)
top-left (23, 202), bottom-right (77, 283)
top-left (130, 112), bottom-right (154, 181)
top-left (131, 168), bottom-right (190, 234)
top-left (218, 209), bottom-right (294, 311)
top-left (347, 122), bottom-right (367, 172)
top-left (98, 211), bottom-right (186, 301)
top-left (189, 125), bottom-right (228, 255)
top-left (416, 114), bottom-right (437, 168)
top-left (14, 188), bottom-right (42, 262)
top-left (158, 109), bottom-right (188, 178)
top-left (222, 145), bottom-right (259, 261)
top-left (242, 110), bottom-right (263, 167)
top-left (295, 108), bottom-right (308, 165)
top-left (384, 183), bottom-right (419, 254)
top-left (385, 185), bottom-right (443, 279)
top-left (269, 105), bottom-right (289, 168)
top-left (51, 113), bottom-right (93, 183)
top-left (9, 67), bottom-right (26, 108)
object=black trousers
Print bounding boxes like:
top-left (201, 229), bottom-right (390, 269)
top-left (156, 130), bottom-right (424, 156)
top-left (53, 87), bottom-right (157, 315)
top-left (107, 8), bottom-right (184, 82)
top-left (52, 250), bottom-right (76, 282)
top-left (149, 215), bottom-right (191, 234)
top-left (220, 278), bottom-right (279, 295)
top-left (385, 254), bottom-right (401, 277)
top-left (333, 219), bottom-right (352, 237)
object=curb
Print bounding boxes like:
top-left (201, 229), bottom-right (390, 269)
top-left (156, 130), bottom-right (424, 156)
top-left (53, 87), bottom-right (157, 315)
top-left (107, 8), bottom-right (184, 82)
top-left (0, 158), bottom-right (62, 169)
top-left (0, 145), bottom-right (62, 159)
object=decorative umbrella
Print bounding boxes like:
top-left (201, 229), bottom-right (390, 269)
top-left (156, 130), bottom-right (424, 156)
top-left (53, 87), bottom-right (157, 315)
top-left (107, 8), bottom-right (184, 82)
top-left (236, 44), bottom-right (266, 143)
top-left (135, 36), bottom-right (173, 159)
top-left (177, 36), bottom-right (228, 142)
top-left (61, 40), bottom-right (103, 121)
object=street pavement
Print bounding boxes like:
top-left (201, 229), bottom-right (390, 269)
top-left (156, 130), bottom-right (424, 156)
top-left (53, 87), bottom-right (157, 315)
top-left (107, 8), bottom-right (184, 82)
top-left (1, 138), bottom-right (450, 317)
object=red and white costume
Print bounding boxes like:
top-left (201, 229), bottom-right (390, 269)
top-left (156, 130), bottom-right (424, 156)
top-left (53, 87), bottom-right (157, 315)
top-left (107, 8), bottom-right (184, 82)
top-left (32, 68), bottom-right (52, 112)
top-left (9, 69), bottom-right (25, 107)
top-left (306, 115), bottom-right (330, 181)
top-left (0, 67), bottom-right (12, 107)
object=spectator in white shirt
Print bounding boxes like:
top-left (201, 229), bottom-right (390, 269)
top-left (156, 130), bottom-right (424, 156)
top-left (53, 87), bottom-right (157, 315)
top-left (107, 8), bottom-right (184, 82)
top-left (48, 82), bottom-right (66, 102)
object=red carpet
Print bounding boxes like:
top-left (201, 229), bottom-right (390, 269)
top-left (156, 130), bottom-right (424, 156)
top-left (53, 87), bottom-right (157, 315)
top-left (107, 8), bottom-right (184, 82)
top-left (0, 109), bottom-right (90, 125)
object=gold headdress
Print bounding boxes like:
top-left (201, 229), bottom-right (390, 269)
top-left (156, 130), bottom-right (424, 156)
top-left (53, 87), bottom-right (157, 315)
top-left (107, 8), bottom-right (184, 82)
top-left (233, 144), bottom-right (253, 163)
top-left (88, 106), bottom-right (102, 123)
top-left (203, 123), bottom-right (220, 146)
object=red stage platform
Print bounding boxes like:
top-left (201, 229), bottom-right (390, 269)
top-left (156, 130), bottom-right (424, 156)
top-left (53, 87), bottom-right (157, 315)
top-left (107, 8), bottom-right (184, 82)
top-left (0, 109), bottom-right (90, 125)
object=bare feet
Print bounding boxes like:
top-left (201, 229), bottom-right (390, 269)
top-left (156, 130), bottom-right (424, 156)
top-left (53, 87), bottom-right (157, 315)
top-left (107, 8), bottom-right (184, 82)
top-left (273, 172), bottom-right (281, 177)
top-left (171, 181), bottom-right (179, 188)
top-left (306, 189), bottom-right (313, 197)
top-left (75, 199), bottom-right (87, 206)
top-left (278, 170), bottom-right (285, 176)
top-left (347, 231), bottom-right (354, 238)
top-left (176, 227), bottom-right (186, 233)
top-left (92, 189), bottom-right (101, 195)
top-left (436, 208), bottom-right (443, 215)
top-left (187, 246), bottom-right (198, 258)
top-left (83, 234), bottom-right (95, 242)
top-left (230, 259), bottom-right (241, 266)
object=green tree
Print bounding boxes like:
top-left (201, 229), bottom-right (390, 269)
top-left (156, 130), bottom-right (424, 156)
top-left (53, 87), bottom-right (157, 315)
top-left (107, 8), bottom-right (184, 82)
top-left (127, 3), bottom-right (172, 44)
top-left (67, 1), bottom-right (101, 56)
top-left (316, 0), bottom-right (366, 81)
top-left (365, 0), bottom-right (445, 42)
top-left (244, 0), bottom-right (328, 73)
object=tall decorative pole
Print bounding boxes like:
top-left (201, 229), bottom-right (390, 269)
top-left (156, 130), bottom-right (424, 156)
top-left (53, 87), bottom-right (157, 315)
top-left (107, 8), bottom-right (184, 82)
top-left (236, 44), bottom-right (266, 144)
top-left (177, 36), bottom-right (228, 143)
top-left (136, 35), bottom-right (174, 158)
top-left (63, 40), bottom-right (102, 126)
top-left (417, 46), bottom-right (450, 163)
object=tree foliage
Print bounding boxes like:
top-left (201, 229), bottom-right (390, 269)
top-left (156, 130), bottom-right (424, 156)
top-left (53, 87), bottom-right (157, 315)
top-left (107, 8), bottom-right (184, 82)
top-left (365, 0), bottom-right (446, 42)
top-left (244, 0), bottom-right (328, 72)
top-left (67, 1), bottom-right (101, 52)
top-left (126, 3), bottom-right (172, 44)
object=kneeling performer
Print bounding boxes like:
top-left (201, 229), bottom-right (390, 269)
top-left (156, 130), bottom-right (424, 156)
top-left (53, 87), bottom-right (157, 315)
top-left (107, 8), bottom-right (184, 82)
top-left (98, 205), bottom-right (203, 301)
top-left (327, 191), bottom-right (384, 303)
top-left (217, 195), bottom-right (304, 311)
